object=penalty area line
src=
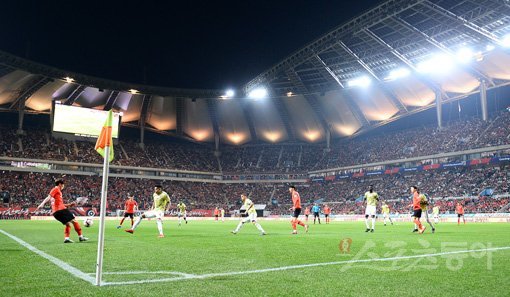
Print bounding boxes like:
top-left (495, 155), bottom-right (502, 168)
top-left (102, 246), bottom-right (510, 286)
top-left (0, 229), bottom-right (96, 285)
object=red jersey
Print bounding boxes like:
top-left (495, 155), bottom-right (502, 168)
top-left (304, 207), bottom-right (310, 215)
top-left (292, 191), bottom-right (302, 209)
top-left (324, 207), bottom-right (331, 215)
top-left (125, 200), bottom-right (137, 213)
top-left (456, 205), bottom-right (464, 214)
top-left (49, 186), bottom-right (66, 213)
top-left (214, 208), bottom-right (219, 215)
top-left (412, 192), bottom-right (421, 210)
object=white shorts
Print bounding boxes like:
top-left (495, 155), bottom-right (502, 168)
top-left (433, 214), bottom-right (439, 219)
top-left (383, 213), bottom-right (390, 219)
top-left (365, 205), bottom-right (377, 216)
top-left (242, 212), bottom-right (257, 223)
top-left (178, 211), bottom-right (186, 218)
top-left (144, 210), bottom-right (164, 219)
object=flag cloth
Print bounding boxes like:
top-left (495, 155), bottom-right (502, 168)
top-left (95, 110), bottom-right (114, 162)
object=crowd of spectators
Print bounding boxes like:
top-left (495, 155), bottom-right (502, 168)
top-left (1, 164), bottom-right (508, 216)
top-left (1, 111), bottom-right (509, 173)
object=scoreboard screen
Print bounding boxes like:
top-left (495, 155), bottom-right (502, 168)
top-left (52, 103), bottom-right (121, 138)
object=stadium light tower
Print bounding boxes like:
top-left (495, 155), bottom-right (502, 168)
top-left (347, 76), bottom-right (371, 88)
top-left (387, 67), bottom-right (410, 80)
top-left (502, 34), bottom-right (510, 48)
top-left (247, 87), bottom-right (268, 99)
top-left (417, 54), bottom-right (454, 74)
top-left (220, 89), bottom-right (235, 99)
top-left (456, 47), bottom-right (474, 64)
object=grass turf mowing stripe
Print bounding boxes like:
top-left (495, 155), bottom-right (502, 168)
top-left (0, 229), bottom-right (96, 285)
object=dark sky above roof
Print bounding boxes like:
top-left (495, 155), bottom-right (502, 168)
top-left (0, 0), bottom-right (382, 89)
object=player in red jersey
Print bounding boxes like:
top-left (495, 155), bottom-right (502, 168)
top-left (323, 205), bottom-right (332, 224)
top-left (289, 185), bottom-right (309, 234)
top-left (410, 186), bottom-right (426, 234)
top-left (214, 207), bottom-right (220, 221)
top-left (117, 194), bottom-right (138, 229)
top-left (304, 206), bottom-right (311, 222)
top-left (456, 202), bottom-right (466, 225)
top-left (36, 179), bottom-right (88, 243)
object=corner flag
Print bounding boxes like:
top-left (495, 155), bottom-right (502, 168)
top-left (95, 110), bottom-right (114, 162)
top-left (94, 109), bottom-right (114, 286)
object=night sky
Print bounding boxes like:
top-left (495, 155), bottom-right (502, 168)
top-left (0, 0), bottom-right (382, 89)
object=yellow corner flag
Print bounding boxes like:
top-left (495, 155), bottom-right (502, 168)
top-left (95, 110), bottom-right (114, 162)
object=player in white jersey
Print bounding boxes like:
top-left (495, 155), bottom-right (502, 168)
top-left (176, 201), bottom-right (188, 226)
top-left (125, 185), bottom-right (171, 238)
top-left (231, 194), bottom-right (266, 235)
top-left (220, 208), bottom-right (225, 222)
top-left (364, 185), bottom-right (379, 232)
top-left (432, 205), bottom-right (440, 224)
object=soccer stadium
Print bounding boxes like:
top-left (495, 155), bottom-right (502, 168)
top-left (1, 1), bottom-right (510, 296)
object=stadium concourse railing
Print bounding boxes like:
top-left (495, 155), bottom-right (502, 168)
top-left (0, 156), bottom-right (308, 184)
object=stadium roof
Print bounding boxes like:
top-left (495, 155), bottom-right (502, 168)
top-left (1, 0), bottom-right (510, 145)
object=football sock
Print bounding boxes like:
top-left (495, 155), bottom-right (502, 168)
top-left (132, 217), bottom-right (142, 230)
top-left (234, 221), bottom-right (244, 232)
top-left (371, 217), bottom-right (376, 229)
top-left (255, 223), bottom-right (265, 233)
top-left (72, 221), bottom-right (82, 236)
top-left (178, 217), bottom-right (182, 225)
top-left (64, 225), bottom-right (71, 238)
top-left (365, 218), bottom-right (370, 229)
top-left (130, 219), bottom-right (134, 227)
top-left (157, 219), bottom-right (163, 235)
top-left (414, 218), bottom-right (423, 229)
top-left (292, 221), bottom-right (297, 230)
top-left (297, 220), bottom-right (305, 227)
top-left (119, 218), bottom-right (125, 225)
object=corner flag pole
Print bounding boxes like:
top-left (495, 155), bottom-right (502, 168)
top-left (94, 110), bottom-right (114, 286)
top-left (95, 144), bottom-right (110, 286)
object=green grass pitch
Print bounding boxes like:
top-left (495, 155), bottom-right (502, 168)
top-left (1, 220), bottom-right (509, 296)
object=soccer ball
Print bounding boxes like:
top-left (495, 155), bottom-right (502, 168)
top-left (83, 218), bottom-right (93, 227)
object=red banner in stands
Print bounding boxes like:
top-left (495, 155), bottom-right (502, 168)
top-left (423, 164), bottom-right (441, 170)
top-left (470, 158), bottom-right (491, 166)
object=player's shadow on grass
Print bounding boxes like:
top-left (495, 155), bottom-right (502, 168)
top-left (0, 248), bottom-right (23, 252)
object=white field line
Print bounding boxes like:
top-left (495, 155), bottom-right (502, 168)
top-left (0, 229), bottom-right (95, 285)
top-left (87, 271), bottom-right (196, 277)
top-left (102, 246), bottom-right (510, 286)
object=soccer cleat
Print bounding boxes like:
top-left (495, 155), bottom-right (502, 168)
top-left (365, 228), bottom-right (370, 232)
top-left (125, 229), bottom-right (134, 234)
top-left (418, 226), bottom-right (426, 234)
top-left (384, 224), bottom-right (387, 226)
top-left (261, 232), bottom-right (267, 236)
top-left (305, 225), bottom-right (309, 233)
top-left (79, 236), bottom-right (89, 242)
top-left (292, 230), bottom-right (298, 234)
top-left (116, 225), bottom-right (122, 229)
top-left (432, 228), bottom-right (436, 233)
top-left (158, 234), bottom-right (165, 238)
top-left (231, 231), bottom-right (237, 234)
top-left (185, 220), bottom-right (188, 224)
top-left (64, 239), bottom-right (74, 243)
top-left (412, 229), bottom-right (418, 233)
top-left (370, 229), bottom-right (375, 233)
